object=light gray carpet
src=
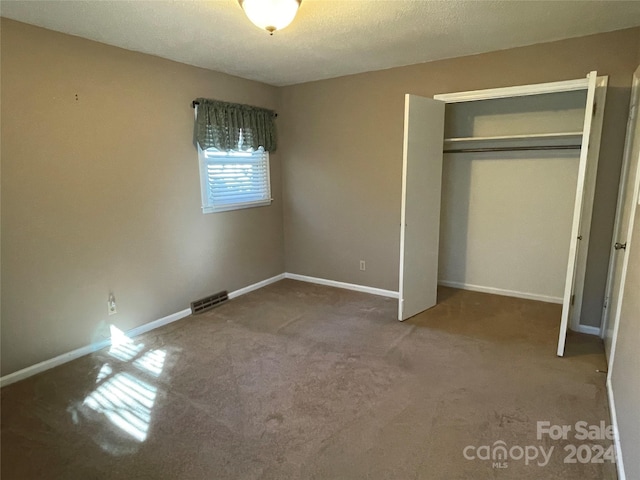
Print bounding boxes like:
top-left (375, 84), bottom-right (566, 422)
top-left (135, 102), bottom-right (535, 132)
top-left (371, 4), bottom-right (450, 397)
top-left (1, 280), bottom-right (615, 479)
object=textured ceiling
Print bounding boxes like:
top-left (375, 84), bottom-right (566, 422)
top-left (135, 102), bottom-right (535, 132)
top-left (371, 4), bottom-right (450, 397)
top-left (2, 0), bottom-right (640, 86)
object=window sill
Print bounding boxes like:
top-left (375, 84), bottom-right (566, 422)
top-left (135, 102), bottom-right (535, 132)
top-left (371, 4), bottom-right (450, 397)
top-left (202, 199), bottom-right (272, 214)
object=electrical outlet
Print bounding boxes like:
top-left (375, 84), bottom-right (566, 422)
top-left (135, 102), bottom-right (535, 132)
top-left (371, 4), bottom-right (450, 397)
top-left (360, 260), bottom-right (366, 271)
top-left (108, 293), bottom-right (117, 316)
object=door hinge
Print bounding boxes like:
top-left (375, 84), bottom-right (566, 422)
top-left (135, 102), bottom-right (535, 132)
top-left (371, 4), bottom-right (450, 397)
top-left (593, 103), bottom-right (597, 116)
top-left (571, 294), bottom-right (575, 306)
top-left (615, 242), bottom-right (627, 250)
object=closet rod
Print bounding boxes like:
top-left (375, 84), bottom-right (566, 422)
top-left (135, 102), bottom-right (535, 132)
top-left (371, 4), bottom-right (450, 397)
top-left (443, 145), bottom-right (581, 154)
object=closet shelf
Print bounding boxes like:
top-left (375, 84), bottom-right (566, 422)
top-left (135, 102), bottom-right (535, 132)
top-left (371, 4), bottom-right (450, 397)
top-left (443, 131), bottom-right (583, 144)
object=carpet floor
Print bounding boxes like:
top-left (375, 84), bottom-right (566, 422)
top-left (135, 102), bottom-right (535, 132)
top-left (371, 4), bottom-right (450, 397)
top-left (1, 280), bottom-right (615, 479)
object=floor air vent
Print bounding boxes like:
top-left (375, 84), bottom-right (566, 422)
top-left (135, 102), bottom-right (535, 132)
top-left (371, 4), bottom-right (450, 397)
top-left (191, 290), bottom-right (228, 314)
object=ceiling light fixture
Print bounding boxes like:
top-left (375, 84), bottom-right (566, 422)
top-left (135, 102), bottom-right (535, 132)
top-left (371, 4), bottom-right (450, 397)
top-left (239, 0), bottom-right (301, 35)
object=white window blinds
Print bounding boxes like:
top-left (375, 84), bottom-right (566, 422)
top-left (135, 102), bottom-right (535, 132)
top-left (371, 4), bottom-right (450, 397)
top-left (199, 147), bottom-right (271, 213)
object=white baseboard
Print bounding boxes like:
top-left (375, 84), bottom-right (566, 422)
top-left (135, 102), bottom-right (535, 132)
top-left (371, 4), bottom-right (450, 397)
top-left (228, 273), bottom-right (285, 299)
top-left (606, 377), bottom-right (626, 480)
top-left (125, 308), bottom-right (192, 339)
top-left (0, 308), bottom-right (193, 389)
top-left (0, 338), bottom-right (111, 389)
top-left (572, 324), bottom-right (602, 336)
top-left (0, 273), bottom-right (286, 388)
top-left (438, 280), bottom-right (563, 304)
top-left (285, 273), bottom-right (399, 299)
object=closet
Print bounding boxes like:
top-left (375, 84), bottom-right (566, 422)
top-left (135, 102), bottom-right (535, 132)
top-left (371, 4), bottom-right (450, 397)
top-left (398, 72), bottom-right (608, 356)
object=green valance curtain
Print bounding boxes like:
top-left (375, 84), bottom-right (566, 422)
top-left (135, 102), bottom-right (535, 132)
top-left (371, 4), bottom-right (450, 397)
top-left (194, 98), bottom-right (277, 152)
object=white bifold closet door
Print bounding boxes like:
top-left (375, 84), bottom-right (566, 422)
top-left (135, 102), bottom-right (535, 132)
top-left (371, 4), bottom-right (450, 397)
top-left (398, 94), bottom-right (445, 321)
top-left (556, 72), bottom-right (599, 356)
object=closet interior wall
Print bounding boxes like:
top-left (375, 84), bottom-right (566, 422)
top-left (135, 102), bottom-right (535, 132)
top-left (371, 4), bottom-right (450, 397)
top-left (438, 90), bottom-right (589, 305)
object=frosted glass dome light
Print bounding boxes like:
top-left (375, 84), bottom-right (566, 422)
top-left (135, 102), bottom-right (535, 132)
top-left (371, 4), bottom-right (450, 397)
top-left (239, 0), bottom-right (301, 34)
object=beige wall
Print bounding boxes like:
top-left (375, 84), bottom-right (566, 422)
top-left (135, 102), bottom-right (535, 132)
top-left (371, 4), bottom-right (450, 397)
top-left (439, 155), bottom-right (579, 301)
top-left (279, 27), bottom-right (640, 328)
top-left (0, 19), bottom-right (284, 376)
top-left (610, 205), bottom-right (640, 479)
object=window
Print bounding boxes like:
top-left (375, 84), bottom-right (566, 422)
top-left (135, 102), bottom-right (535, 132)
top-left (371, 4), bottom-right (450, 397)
top-left (193, 98), bottom-right (276, 213)
top-left (198, 145), bottom-right (271, 213)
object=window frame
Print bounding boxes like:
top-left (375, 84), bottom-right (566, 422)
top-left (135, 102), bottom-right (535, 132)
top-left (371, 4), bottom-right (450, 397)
top-left (197, 145), bottom-right (272, 214)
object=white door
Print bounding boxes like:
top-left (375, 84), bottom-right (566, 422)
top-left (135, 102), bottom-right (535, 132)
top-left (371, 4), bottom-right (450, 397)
top-left (398, 94), bottom-right (445, 321)
top-left (568, 76), bottom-right (608, 331)
top-left (602, 66), bottom-right (640, 360)
top-left (557, 72), bottom-right (599, 356)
